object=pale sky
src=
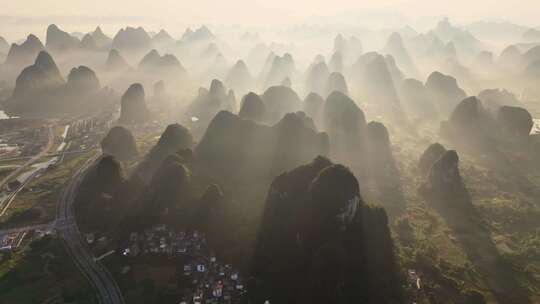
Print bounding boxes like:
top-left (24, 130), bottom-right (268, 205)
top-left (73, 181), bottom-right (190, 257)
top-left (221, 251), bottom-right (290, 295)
top-left (2, 0), bottom-right (539, 22)
top-left (1, 0), bottom-right (539, 39)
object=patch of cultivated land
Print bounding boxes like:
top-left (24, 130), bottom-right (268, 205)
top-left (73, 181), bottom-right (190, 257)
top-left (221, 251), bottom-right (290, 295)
top-left (0, 152), bottom-right (93, 229)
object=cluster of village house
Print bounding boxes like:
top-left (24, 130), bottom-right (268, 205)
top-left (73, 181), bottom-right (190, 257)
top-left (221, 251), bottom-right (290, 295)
top-left (0, 230), bottom-right (28, 251)
top-left (69, 117), bottom-right (111, 151)
top-left (0, 227), bottom-right (52, 252)
top-left (122, 224), bottom-right (246, 304)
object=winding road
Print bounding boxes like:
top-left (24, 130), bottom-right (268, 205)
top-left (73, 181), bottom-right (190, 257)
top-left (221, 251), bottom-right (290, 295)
top-left (55, 154), bottom-right (125, 304)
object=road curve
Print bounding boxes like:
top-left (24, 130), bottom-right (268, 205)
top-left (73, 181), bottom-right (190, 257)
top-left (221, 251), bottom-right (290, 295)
top-left (55, 154), bottom-right (125, 304)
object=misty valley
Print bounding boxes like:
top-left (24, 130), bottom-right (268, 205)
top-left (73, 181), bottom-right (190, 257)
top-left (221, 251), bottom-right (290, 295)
top-left (0, 15), bottom-right (539, 304)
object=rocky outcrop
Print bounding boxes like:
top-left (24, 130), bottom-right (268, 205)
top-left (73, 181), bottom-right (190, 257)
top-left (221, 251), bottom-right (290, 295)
top-left (366, 121), bottom-right (391, 155)
top-left (305, 61), bottom-right (330, 96)
top-left (138, 49), bottom-right (186, 74)
top-left (201, 43), bottom-right (220, 59)
top-left (323, 91), bottom-right (366, 162)
top-left (93, 155), bottom-right (123, 195)
top-left (181, 26), bottom-right (215, 42)
top-left (195, 111), bottom-right (269, 180)
top-left (147, 155), bottom-right (191, 213)
top-left (497, 45), bottom-right (521, 69)
top-left (496, 106), bottom-right (533, 138)
top-left (365, 121), bottom-right (403, 214)
top-left (101, 126), bottom-right (138, 161)
top-left (186, 80), bottom-right (236, 135)
top-left (75, 154), bottom-right (125, 229)
top-left (202, 53), bottom-right (228, 83)
top-left (105, 49), bottom-right (129, 71)
top-left (46, 24), bottom-right (81, 51)
top-left (138, 49), bottom-right (162, 67)
top-left (65, 66), bottom-right (100, 93)
top-left (195, 111), bottom-right (328, 181)
top-left (261, 85), bottom-right (302, 123)
top-left (190, 183), bottom-right (226, 237)
top-left (523, 29), bottom-right (540, 42)
top-left (524, 60), bottom-right (540, 79)
top-left (419, 144), bottom-right (530, 304)
top-left (152, 29), bottom-right (175, 47)
top-left (119, 83), bottom-right (150, 124)
top-left (423, 150), bottom-right (466, 197)
top-left (448, 96), bottom-right (483, 125)
top-left (399, 78), bottom-right (437, 118)
top-left (433, 18), bottom-right (484, 59)
top-left (238, 92), bottom-right (266, 122)
top-left (366, 121), bottom-right (395, 165)
top-left (134, 123), bottom-right (193, 183)
top-left (91, 26), bottom-right (112, 47)
top-left (156, 124), bottom-right (194, 153)
top-left (351, 52), bottom-right (404, 120)
top-left (442, 95), bottom-right (534, 149)
top-left (418, 143), bottom-right (447, 175)
top-left (224, 60), bottom-right (254, 95)
top-left (425, 71), bottom-right (467, 115)
top-left (303, 92), bottom-right (325, 128)
top-left (478, 88), bottom-right (521, 112)
top-left (0, 36), bottom-right (9, 54)
top-left (440, 96), bottom-right (498, 150)
top-left (333, 34), bottom-right (363, 66)
top-left (6, 51), bottom-right (114, 115)
top-left (325, 72), bottom-right (349, 97)
top-left (264, 53), bottom-right (296, 88)
top-left (384, 54), bottom-right (405, 85)
top-left (272, 112), bottom-right (330, 171)
top-left (153, 80), bottom-right (165, 98)
top-left (252, 156), bottom-right (402, 303)
top-left (11, 51), bottom-right (64, 99)
top-left (521, 46), bottom-right (540, 67)
top-left (111, 27), bottom-right (152, 52)
top-left (383, 32), bottom-right (416, 76)
top-left (328, 51), bottom-right (343, 73)
top-left (81, 34), bottom-right (99, 51)
top-left (5, 34), bottom-right (45, 66)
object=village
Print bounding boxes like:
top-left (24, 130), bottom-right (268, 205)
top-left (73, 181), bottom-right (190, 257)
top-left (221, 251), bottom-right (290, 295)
top-left (0, 224), bottom-right (55, 253)
top-left (120, 224), bottom-right (247, 304)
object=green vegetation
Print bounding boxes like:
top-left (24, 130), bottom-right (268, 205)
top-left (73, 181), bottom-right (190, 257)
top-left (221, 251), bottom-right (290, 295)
top-left (0, 236), bottom-right (96, 304)
top-left (104, 254), bottom-right (180, 304)
top-left (388, 122), bottom-right (540, 303)
top-left (0, 152), bottom-right (93, 229)
top-left (0, 165), bottom-right (20, 179)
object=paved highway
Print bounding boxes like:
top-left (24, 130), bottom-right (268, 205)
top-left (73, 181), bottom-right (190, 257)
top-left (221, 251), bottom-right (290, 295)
top-left (55, 154), bottom-right (125, 304)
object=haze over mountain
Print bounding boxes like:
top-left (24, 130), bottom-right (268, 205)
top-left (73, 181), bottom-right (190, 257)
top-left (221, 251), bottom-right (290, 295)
top-left (2, 3), bottom-right (540, 304)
